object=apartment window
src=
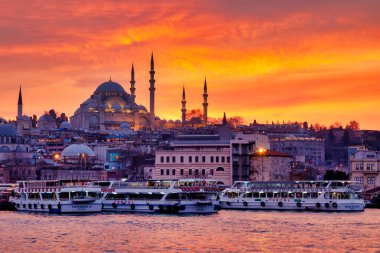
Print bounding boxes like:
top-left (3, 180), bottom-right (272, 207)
top-left (195, 156), bottom-right (199, 163)
top-left (172, 156), bottom-right (176, 163)
top-left (189, 156), bottom-right (192, 163)
top-left (202, 169), bottom-right (206, 176)
top-left (360, 164), bottom-right (364, 170)
top-left (210, 169), bottom-right (214, 175)
top-left (366, 164), bottom-right (371, 170)
top-left (371, 164), bottom-right (375, 170)
top-left (166, 169), bottom-right (170, 176)
top-left (355, 164), bottom-right (359, 170)
top-left (160, 157), bottom-right (164, 163)
top-left (172, 169), bottom-right (176, 176)
top-left (180, 169), bottom-right (184, 176)
top-left (161, 169), bottom-right (164, 176)
top-left (368, 177), bottom-right (375, 184)
top-left (222, 156), bottom-right (225, 163)
top-left (227, 157), bottom-right (230, 163)
top-left (195, 169), bottom-right (199, 175)
top-left (211, 156), bottom-right (214, 163)
top-left (180, 156), bottom-right (184, 163)
top-left (166, 156), bottom-right (170, 163)
top-left (202, 156), bottom-right (206, 163)
top-left (189, 169), bottom-right (192, 175)
top-left (216, 156), bottom-right (219, 163)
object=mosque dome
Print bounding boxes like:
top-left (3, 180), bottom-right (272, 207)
top-left (0, 124), bottom-right (19, 137)
top-left (61, 144), bottom-right (95, 157)
top-left (94, 80), bottom-right (126, 95)
top-left (38, 114), bottom-right (55, 123)
top-left (60, 121), bottom-right (72, 130)
top-left (0, 118), bottom-right (7, 124)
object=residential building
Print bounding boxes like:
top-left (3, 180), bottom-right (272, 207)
top-left (230, 133), bottom-right (269, 182)
top-left (250, 150), bottom-right (293, 181)
top-left (350, 150), bottom-right (380, 190)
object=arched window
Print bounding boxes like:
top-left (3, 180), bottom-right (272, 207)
top-left (216, 167), bottom-right (224, 172)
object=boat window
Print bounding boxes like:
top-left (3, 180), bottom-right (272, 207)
top-left (311, 192), bottom-right (319, 199)
top-left (295, 192), bottom-right (302, 198)
top-left (166, 193), bottom-right (180, 201)
top-left (267, 192), bottom-right (273, 198)
top-left (106, 193), bottom-right (126, 200)
top-left (59, 192), bottom-right (70, 201)
top-left (288, 192), bottom-right (294, 198)
top-left (259, 192), bottom-right (266, 198)
top-left (27, 193), bottom-right (40, 200)
top-left (253, 192), bottom-right (260, 198)
top-left (188, 193), bottom-right (208, 200)
top-left (281, 192), bottom-right (287, 198)
top-left (41, 193), bottom-right (54, 200)
top-left (303, 192), bottom-right (310, 199)
top-left (273, 192), bottom-right (279, 198)
top-left (87, 192), bottom-right (99, 198)
top-left (226, 191), bottom-right (239, 198)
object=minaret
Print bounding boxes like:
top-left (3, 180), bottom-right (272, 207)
top-left (202, 77), bottom-right (208, 125)
top-left (149, 52), bottom-right (156, 129)
top-left (222, 112), bottom-right (227, 125)
top-left (17, 86), bottom-right (23, 117)
top-left (181, 85), bottom-right (186, 124)
top-left (130, 63), bottom-right (136, 102)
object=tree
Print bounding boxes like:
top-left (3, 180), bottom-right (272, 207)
top-left (323, 170), bottom-right (349, 180)
top-left (185, 109), bottom-right (203, 121)
top-left (302, 121), bottom-right (308, 129)
top-left (29, 115), bottom-right (37, 128)
top-left (346, 120), bottom-right (360, 131)
top-left (57, 113), bottom-right (68, 127)
top-left (228, 116), bottom-right (245, 128)
top-left (48, 109), bottom-right (57, 120)
top-left (329, 122), bottom-right (343, 129)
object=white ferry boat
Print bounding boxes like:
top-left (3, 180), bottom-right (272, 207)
top-left (9, 180), bottom-right (103, 213)
top-left (93, 179), bottom-right (223, 214)
top-left (219, 180), bottom-right (365, 212)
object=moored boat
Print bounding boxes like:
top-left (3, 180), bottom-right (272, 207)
top-left (219, 180), bottom-right (365, 212)
top-left (0, 184), bottom-right (16, 211)
top-left (9, 180), bottom-right (103, 213)
top-left (93, 179), bottom-right (222, 214)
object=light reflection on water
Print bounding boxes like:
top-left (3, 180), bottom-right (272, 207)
top-left (1, 210), bottom-right (380, 253)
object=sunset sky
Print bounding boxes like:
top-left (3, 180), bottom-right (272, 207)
top-left (0, 0), bottom-right (379, 129)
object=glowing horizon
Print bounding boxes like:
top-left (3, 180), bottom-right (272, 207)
top-left (0, 1), bottom-right (379, 129)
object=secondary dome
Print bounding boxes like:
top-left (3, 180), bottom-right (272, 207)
top-left (61, 144), bottom-right (95, 157)
top-left (94, 80), bottom-right (126, 95)
top-left (38, 114), bottom-right (55, 123)
top-left (59, 121), bottom-right (72, 130)
top-left (0, 124), bottom-right (19, 137)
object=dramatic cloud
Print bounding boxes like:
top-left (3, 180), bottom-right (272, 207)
top-left (0, 0), bottom-right (379, 129)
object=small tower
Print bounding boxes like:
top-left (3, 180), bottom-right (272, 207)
top-left (149, 52), bottom-right (156, 129)
top-left (222, 112), bottom-right (228, 125)
top-left (181, 85), bottom-right (186, 124)
top-left (130, 63), bottom-right (136, 102)
top-left (202, 78), bottom-right (208, 125)
top-left (17, 86), bottom-right (23, 117)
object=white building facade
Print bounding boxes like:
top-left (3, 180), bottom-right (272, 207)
top-left (153, 136), bottom-right (232, 185)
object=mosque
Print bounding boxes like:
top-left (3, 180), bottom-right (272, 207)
top-left (10, 53), bottom-right (210, 133)
top-left (70, 54), bottom-right (157, 131)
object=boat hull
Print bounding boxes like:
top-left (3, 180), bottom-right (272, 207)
top-left (220, 200), bottom-right (365, 212)
top-left (11, 200), bottom-right (102, 213)
top-left (102, 201), bottom-right (220, 214)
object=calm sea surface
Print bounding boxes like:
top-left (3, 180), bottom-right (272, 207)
top-left (1, 209), bottom-right (379, 253)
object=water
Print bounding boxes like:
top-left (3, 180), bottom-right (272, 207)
top-left (1, 210), bottom-right (380, 253)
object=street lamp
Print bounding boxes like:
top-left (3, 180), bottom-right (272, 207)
top-left (258, 148), bottom-right (266, 181)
